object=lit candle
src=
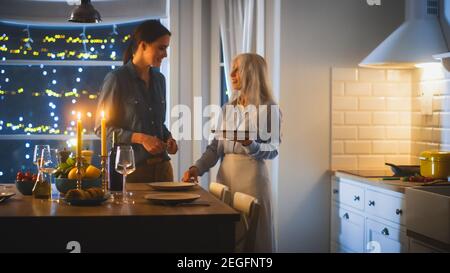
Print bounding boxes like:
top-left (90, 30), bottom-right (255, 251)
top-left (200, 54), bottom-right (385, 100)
top-left (77, 112), bottom-right (83, 159)
top-left (101, 111), bottom-right (107, 157)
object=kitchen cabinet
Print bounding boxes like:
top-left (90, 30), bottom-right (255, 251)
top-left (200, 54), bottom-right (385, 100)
top-left (331, 204), bottom-right (365, 253)
top-left (366, 218), bottom-right (408, 253)
top-left (331, 176), bottom-right (407, 253)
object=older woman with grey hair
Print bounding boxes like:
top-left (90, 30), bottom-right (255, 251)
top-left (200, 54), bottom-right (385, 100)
top-left (183, 53), bottom-right (281, 253)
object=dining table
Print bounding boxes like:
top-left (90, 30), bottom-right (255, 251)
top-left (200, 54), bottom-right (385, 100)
top-left (0, 183), bottom-right (241, 253)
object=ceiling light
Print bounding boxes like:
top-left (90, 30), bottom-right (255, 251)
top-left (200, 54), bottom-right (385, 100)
top-left (68, 0), bottom-right (101, 23)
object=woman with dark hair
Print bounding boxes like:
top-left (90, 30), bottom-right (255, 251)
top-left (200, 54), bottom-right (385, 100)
top-left (95, 20), bottom-right (177, 183)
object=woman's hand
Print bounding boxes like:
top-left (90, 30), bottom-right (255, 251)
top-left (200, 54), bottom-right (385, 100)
top-left (182, 166), bottom-right (199, 183)
top-left (132, 133), bottom-right (164, 155)
top-left (166, 138), bottom-right (178, 155)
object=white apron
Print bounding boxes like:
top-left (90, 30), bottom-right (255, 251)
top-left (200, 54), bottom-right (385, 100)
top-left (217, 154), bottom-right (273, 253)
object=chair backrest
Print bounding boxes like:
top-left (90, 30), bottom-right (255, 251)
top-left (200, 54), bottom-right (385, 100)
top-left (209, 182), bottom-right (231, 205)
top-left (232, 192), bottom-right (260, 253)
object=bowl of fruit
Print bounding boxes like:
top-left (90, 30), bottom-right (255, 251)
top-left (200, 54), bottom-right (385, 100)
top-left (15, 171), bottom-right (37, 195)
top-left (54, 155), bottom-right (102, 194)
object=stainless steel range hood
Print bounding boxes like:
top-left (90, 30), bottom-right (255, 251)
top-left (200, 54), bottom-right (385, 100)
top-left (359, 0), bottom-right (448, 69)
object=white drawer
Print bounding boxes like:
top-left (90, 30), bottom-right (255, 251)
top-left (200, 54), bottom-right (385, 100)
top-left (365, 189), bottom-right (405, 225)
top-left (365, 218), bottom-right (408, 253)
top-left (332, 179), bottom-right (365, 211)
top-left (330, 241), bottom-right (352, 253)
top-left (331, 205), bottom-right (365, 253)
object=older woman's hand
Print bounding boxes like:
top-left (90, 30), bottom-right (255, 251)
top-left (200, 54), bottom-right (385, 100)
top-left (182, 166), bottom-right (199, 183)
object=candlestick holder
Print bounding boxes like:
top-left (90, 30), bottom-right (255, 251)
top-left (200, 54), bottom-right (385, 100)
top-left (100, 155), bottom-right (109, 193)
top-left (75, 156), bottom-right (83, 190)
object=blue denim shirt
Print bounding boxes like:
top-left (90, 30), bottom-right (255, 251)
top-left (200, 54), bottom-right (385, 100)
top-left (95, 61), bottom-right (171, 165)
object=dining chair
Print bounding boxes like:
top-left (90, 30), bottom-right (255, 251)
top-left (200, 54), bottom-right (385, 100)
top-left (209, 182), bottom-right (231, 205)
top-left (232, 191), bottom-right (260, 253)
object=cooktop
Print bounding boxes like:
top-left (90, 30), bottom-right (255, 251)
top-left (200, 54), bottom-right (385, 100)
top-left (339, 170), bottom-right (396, 178)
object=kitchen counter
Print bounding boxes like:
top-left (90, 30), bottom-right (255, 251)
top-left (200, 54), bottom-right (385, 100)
top-left (0, 183), bottom-right (240, 253)
top-left (334, 170), bottom-right (428, 193)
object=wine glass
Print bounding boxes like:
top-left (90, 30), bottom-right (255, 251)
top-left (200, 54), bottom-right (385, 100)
top-left (41, 148), bottom-right (60, 201)
top-left (33, 145), bottom-right (50, 171)
top-left (115, 145), bottom-right (136, 204)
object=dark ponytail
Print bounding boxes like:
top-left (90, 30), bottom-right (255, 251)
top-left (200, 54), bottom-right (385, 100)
top-left (122, 20), bottom-right (171, 65)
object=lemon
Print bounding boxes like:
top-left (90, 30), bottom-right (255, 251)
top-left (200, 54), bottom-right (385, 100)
top-left (68, 167), bottom-right (85, 180)
top-left (85, 165), bottom-right (101, 179)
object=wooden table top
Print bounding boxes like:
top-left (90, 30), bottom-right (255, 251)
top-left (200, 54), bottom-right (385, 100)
top-left (0, 183), bottom-right (240, 220)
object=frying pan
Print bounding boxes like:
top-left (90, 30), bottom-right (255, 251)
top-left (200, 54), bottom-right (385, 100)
top-left (385, 163), bottom-right (420, 177)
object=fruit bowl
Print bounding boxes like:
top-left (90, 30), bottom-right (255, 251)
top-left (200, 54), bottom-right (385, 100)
top-left (15, 180), bottom-right (36, 195)
top-left (55, 178), bottom-right (102, 194)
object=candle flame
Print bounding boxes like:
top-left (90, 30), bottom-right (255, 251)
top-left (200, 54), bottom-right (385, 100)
top-left (101, 110), bottom-right (105, 119)
top-left (77, 112), bottom-right (81, 120)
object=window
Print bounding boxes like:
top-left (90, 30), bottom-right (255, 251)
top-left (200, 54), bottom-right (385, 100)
top-left (0, 20), bottom-right (162, 182)
top-left (220, 40), bottom-right (229, 106)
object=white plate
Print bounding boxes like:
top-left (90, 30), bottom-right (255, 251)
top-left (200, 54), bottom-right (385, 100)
top-left (147, 182), bottom-right (197, 191)
top-left (144, 193), bottom-right (200, 205)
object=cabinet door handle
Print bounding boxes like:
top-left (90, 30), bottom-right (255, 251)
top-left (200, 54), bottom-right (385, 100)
top-left (343, 213), bottom-right (349, 220)
top-left (354, 195), bottom-right (360, 202)
top-left (369, 200), bottom-right (375, 207)
top-left (381, 228), bottom-right (389, 236)
top-left (396, 209), bottom-right (403, 215)
top-left (333, 189), bottom-right (339, 194)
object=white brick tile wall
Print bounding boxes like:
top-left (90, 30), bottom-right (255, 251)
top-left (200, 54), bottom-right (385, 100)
top-left (440, 144), bottom-right (450, 151)
top-left (419, 128), bottom-right (433, 142)
top-left (332, 67), bottom-right (450, 170)
top-left (358, 69), bottom-right (385, 82)
top-left (358, 126), bottom-right (385, 139)
top-left (332, 97), bottom-right (358, 110)
top-left (411, 97), bottom-right (421, 111)
top-left (344, 141), bottom-right (372, 154)
top-left (432, 96), bottom-right (445, 111)
top-left (358, 155), bottom-right (385, 170)
top-left (332, 68), bottom-right (358, 81)
top-left (332, 155), bottom-right (358, 170)
top-left (372, 141), bottom-right (398, 154)
top-left (415, 112), bottom-right (440, 127)
top-left (387, 70), bottom-right (412, 82)
top-left (332, 141), bottom-right (344, 154)
top-left (411, 112), bottom-right (422, 126)
top-left (386, 127), bottom-right (411, 139)
top-left (373, 112), bottom-right (399, 125)
top-left (398, 112), bottom-right (412, 125)
top-left (332, 112), bottom-right (344, 125)
top-left (332, 82), bottom-right (345, 96)
top-left (433, 128), bottom-right (450, 144)
top-left (345, 112), bottom-right (371, 125)
top-left (398, 141), bottom-right (411, 154)
top-left (345, 82), bottom-right (372, 96)
top-left (373, 83), bottom-right (411, 97)
top-left (359, 97), bottom-right (386, 111)
top-left (440, 112), bottom-right (450, 128)
top-left (386, 98), bottom-right (412, 111)
top-left (333, 126), bottom-right (358, 140)
top-left (384, 155), bottom-right (412, 165)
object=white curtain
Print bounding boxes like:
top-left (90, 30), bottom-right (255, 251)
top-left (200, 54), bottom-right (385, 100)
top-left (218, 0), bottom-right (257, 101)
